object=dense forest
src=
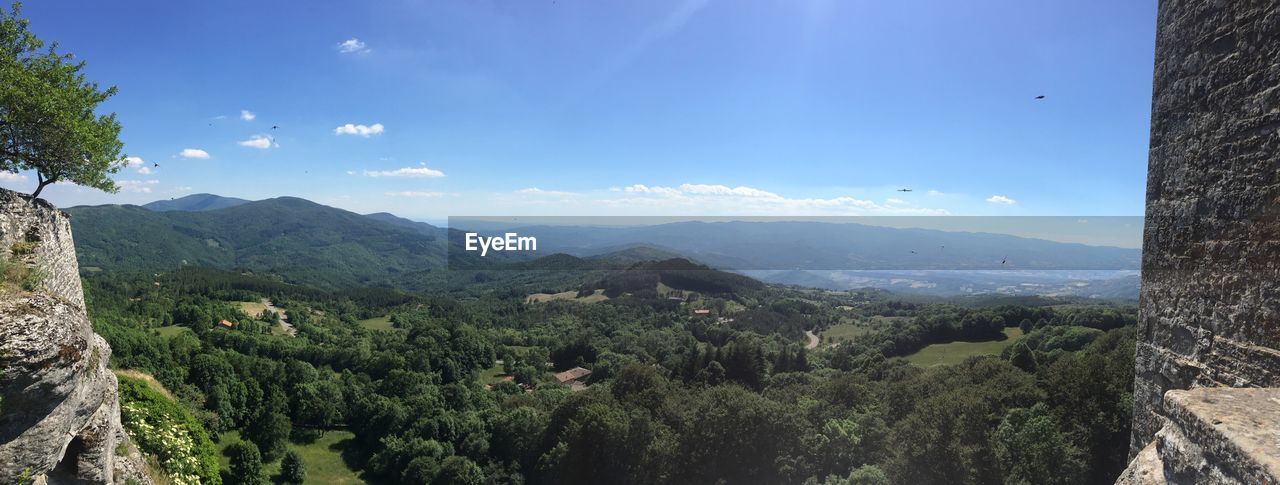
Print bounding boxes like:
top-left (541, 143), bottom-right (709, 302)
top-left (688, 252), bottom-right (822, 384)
top-left (84, 263), bottom-right (1136, 485)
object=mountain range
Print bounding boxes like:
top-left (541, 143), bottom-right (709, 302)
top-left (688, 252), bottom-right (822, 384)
top-left (66, 194), bottom-right (1141, 297)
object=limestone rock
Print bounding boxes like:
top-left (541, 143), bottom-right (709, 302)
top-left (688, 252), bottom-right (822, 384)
top-left (0, 189), bottom-right (150, 484)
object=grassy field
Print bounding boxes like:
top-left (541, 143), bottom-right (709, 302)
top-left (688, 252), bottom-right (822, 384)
top-left (154, 325), bottom-right (192, 339)
top-left (358, 315), bottom-right (396, 331)
top-left (237, 301), bottom-right (270, 319)
top-left (525, 289), bottom-right (609, 304)
top-left (217, 430), bottom-right (364, 484)
top-left (904, 327), bottom-right (1025, 368)
top-left (480, 361), bottom-right (513, 385)
top-left (818, 323), bottom-right (871, 346)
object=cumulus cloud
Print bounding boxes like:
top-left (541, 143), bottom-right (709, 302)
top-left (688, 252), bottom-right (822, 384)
top-left (240, 109), bottom-right (255, 121)
top-left (927, 189), bottom-right (945, 196)
top-left (337, 38), bottom-right (369, 54)
top-left (179, 148), bottom-right (210, 159)
top-left (517, 187), bottom-right (576, 197)
top-left (118, 179), bottom-right (160, 193)
top-left (986, 194), bottom-right (1016, 205)
top-left (606, 183), bottom-right (948, 215)
top-left (238, 135), bottom-right (276, 149)
top-left (124, 156), bottom-right (153, 174)
top-left (362, 164), bottom-right (444, 178)
top-left (385, 191), bottom-right (444, 198)
top-left (0, 172), bottom-right (28, 182)
top-left (334, 123), bottom-right (384, 137)
top-left (886, 198), bottom-right (906, 205)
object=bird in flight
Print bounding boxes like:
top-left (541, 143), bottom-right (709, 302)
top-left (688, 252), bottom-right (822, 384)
top-left (897, 188), bottom-right (912, 192)
top-left (1035, 95), bottom-right (1045, 100)
top-left (271, 125), bottom-right (279, 130)
top-left (910, 250), bottom-right (917, 254)
top-left (1001, 255), bottom-right (1008, 265)
top-left (153, 163), bottom-right (159, 167)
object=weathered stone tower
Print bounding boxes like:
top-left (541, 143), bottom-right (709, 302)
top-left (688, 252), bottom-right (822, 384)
top-left (1121, 0), bottom-right (1280, 482)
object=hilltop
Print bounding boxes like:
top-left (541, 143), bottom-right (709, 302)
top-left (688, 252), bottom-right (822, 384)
top-left (67, 197), bottom-right (448, 290)
top-left (141, 193), bottom-right (250, 212)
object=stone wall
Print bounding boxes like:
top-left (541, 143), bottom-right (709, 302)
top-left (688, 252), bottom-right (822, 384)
top-left (0, 189), bottom-right (149, 484)
top-left (1127, 0), bottom-right (1280, 477)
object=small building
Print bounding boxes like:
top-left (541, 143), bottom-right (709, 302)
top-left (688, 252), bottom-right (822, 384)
top-left (218, 319), bottom-right (233, 328)
top-left (550, 368), bottom-right (588, 386)
top-left (693, 308), bottom-right (712, 315)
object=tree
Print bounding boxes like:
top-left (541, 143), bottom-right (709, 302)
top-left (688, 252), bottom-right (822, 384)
top-left (433, 455), bottom-right (484, 485)
top-left (226, 441), bottom-right (265, 485)
top-left (279, 450), bottom-right (306, 484)
top-left (993, 403), bottom-right (1086, 484)
top-left (243, 410), bottom-right (291, 462)
top-left (0, 2), bottom-right (125, 199)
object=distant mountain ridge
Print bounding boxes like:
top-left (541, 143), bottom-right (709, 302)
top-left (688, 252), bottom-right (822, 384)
top-left (453, 220), bottom-right (1141, 271)
top-left (142, 193), bottom-right (250, 212)
top-left (67, 197), bottom-right (448, 290)
top-left (68, 194), bottom-right (1142, 297)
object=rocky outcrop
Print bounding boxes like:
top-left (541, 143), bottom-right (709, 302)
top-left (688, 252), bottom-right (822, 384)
top-left (0, 189), bottom-right (149, 484)
top-left (1119, 388), bottom-right (1280, 484)
top-left (1123, 0), bottom-right (1280, 482)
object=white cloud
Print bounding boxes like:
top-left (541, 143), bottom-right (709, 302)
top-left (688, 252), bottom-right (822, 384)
top-left (334, 123), bottom-right (384, 137)
top-left (124, 156), bottom-right (155, 174)
top-left (240, 109), bottom-right (255, 121)
top-left (927, 190), bottom-right (945, 196)
top-left (385, 191), bottom-right (444, 198)
top-left (238, 135), bottom-right (276, 149)
top-left (986, 194), bottom-right (1016, 205)
top-left (622, 184), bottom-right (681, 196)
top-left (517, 187), bottom-right (576, 197)
top-left (886, 198), bottom-right (906, 205)
top-left (179, 148), bottom-right (210, 159)
top-left (362, 164), bottom-right (445, 178)
top-left (0, 172), bottom-right (28, 182)
top-left (118, 179), bottom-right (160, 193)
top-left (337, 38), bottom-right (369, 54)
top-left (606, 183), bottom-right (948, 215)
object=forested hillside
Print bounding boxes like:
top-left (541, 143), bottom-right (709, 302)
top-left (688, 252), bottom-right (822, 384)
top-left (68, 198), bottom-right (448, 290)
top-left (86, 260), bottom-right (1136, 484)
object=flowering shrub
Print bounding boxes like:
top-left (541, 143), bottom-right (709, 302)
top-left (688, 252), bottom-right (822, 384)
top-left (118, 376), bottom-right (221, 485)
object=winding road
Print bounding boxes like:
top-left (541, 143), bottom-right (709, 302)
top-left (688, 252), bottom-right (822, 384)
top-left (805, 330), bottom-right (820, 349)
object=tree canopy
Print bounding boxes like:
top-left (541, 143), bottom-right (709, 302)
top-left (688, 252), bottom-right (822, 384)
top-left (0, 1), bottom-right (125, 199)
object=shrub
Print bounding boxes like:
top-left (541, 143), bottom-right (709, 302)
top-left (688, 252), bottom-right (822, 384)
top-left (117, 376), bottom-right (221, 485)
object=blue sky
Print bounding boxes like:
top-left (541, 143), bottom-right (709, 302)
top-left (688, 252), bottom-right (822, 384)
top-left (3, 0), bottom-right (1156, 221)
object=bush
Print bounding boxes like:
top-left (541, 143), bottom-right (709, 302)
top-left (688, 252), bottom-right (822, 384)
top-left (117, 376), bottom-right (221, 485)
top-left (280, 449), bottom-right (306, 484)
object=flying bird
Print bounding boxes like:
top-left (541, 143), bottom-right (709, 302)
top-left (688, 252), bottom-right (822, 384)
top-left (271, 125), bottom-right (279, 130)
top-left (1001, 255), bottom-right (1008, 265)
top-left (897, 188), bottom-right (912, 192)
top-left (153, 163), bottom-right (159, 167)
top-left (1035, 95), bottom-right (1045, 100)
top-left (910, 250), bottom-right (917, 254)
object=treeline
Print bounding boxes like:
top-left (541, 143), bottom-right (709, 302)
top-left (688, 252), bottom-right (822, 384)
top-left (844, 304), bottom-right (1136, 358)
top-left (85, 264), bottom-right (1137, 484)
